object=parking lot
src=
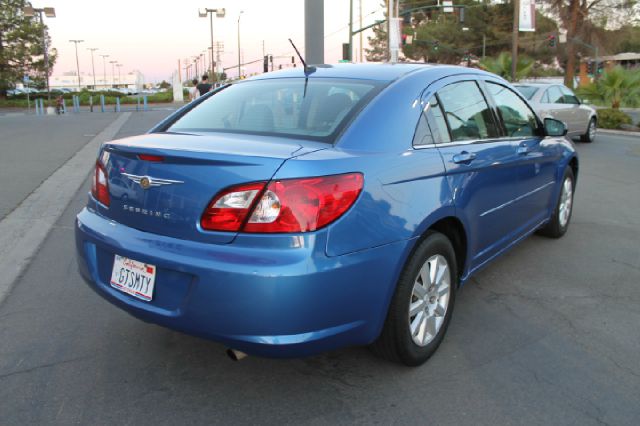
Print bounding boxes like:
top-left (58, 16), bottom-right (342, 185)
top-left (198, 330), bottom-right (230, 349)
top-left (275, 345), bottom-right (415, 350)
top-left (0, 113), bottom-right (639, 425)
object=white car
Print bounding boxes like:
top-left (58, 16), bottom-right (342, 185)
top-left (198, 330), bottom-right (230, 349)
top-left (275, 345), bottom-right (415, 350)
top-left (514, 83), bottom-right (598, 143)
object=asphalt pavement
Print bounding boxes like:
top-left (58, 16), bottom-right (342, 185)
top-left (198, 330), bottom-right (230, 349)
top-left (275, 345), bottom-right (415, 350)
top-left (0, 126), bottom-right (639, 425)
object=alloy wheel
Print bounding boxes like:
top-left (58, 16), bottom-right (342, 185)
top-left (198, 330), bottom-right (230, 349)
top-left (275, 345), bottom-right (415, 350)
top-left (409, 254), bottom-right (451, 347)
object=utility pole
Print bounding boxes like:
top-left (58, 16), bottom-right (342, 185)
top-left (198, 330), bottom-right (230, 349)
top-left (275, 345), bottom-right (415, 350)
top-left (359, 0), bottom-right (363, 62)
top-left (304, 0), bottom-right (324, 64)
top-left (348, 0), bottom-right (353, 61)
top-left (215, 42), bottom-right (224, 76)
top-left (237, 11), bottom-right (244, 79)
top-left (69, 40), bottom-right (84, 91)
top-left (511, 0), bottom-right (519, 82)
top-left (388, 0), bottom-right (400, 63)
top-left (100, 55), bottom-right (109, 89)
top-left (88, 48), bottom-right (98, 89)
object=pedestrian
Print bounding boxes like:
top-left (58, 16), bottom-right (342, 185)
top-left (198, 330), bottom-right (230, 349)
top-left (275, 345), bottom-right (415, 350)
top-left (189, 79), bottom-right (199, 102)
top-left (55, 95), bottom-right (64, 115)
top-left (196, 75), bottom-right (213, 97)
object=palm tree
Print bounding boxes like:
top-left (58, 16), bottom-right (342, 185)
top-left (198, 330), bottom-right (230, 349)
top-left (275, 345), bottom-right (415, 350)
top-left (479, 52), bottom-right (534, 82)
top-left (577, 66), bottom-right (640, 109)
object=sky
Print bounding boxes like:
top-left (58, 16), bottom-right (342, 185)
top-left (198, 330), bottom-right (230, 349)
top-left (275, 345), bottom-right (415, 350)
top-left (44, 0), bottom-right (385, 83)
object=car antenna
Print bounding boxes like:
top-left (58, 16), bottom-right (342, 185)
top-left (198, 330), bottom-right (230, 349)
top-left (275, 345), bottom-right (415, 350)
top-left (288, 38), bottom-right (315, 98)
top-left (288, 38), bottom-right (316, 75)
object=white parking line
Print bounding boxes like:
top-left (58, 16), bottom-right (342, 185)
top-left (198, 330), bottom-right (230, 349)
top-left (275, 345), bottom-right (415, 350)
top-left (0, 112), bottom-right (132, 305)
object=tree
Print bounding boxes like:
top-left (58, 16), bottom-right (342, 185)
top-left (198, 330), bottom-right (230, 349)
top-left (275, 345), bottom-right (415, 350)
top-left (545, 0), bottom-right (638, 88)
top-left (576, 66), bottom-right (640, 108)
top-left (158, 80), bottom-right (171, 89)
top-left (0, 0), bottom-right (56, 98)
top-left (367, 0), bottom-right (560, 68)
top-left (365, 2), bottom-right (388, 62)
top-left (479, 52), bottom-right (535, 80)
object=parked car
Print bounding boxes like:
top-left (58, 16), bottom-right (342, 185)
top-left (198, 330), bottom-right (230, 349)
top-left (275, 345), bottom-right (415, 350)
top-left (514, 83), bottom-right (597, 142)
top-left (76, 64), bottom-right (578, 365)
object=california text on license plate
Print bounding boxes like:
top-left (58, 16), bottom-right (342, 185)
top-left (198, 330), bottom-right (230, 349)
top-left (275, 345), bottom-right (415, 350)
top-left (109, 255), bottom-right (156, 301)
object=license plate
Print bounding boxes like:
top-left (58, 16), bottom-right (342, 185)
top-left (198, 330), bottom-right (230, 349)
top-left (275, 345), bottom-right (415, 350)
top-left (110, 255), bottom-right (156, 301)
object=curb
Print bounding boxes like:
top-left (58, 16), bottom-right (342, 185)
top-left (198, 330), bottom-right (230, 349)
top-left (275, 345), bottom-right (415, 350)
top-left (597, 129), bottom-right (640, 137)
top-left (0, 113), bottom-right (132, 305)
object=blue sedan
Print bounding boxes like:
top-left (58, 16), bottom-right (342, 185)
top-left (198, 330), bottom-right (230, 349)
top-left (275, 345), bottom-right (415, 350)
top-left (75, 64), bottom-right (577, 365)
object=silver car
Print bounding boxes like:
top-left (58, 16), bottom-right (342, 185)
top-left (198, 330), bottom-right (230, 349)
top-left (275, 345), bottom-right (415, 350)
top-left (514, 83), bottom-right (597, 143)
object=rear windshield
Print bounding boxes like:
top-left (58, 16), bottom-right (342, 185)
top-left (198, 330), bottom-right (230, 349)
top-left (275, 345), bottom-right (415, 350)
top-left (168, 78), bottom-right (383, 142)
top-left (513, 85), bottom-right (539, 100)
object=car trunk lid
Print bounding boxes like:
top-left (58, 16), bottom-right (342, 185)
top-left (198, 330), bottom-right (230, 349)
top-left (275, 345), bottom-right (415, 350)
top-left (96, 132), bottom-right (325, 244)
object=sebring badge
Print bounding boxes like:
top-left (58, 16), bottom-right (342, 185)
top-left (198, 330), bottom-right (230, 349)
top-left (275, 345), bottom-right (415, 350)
top-left (122, 173), bottom-right (183, 189)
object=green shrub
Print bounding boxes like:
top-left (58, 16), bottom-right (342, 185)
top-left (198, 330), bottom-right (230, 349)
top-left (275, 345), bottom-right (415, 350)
top-left (597, 108), bottom-right (632, 129)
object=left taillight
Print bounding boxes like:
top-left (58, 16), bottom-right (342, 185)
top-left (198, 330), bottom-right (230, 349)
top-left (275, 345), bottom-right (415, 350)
top-left (200, 173), bottom-right (364, 233)
top-left (91, 161), bottom-right (110, 206)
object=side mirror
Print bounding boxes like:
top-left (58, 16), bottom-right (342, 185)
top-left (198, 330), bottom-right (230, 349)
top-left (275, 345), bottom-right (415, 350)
top-left (544, 118), bottom-right (568, 137)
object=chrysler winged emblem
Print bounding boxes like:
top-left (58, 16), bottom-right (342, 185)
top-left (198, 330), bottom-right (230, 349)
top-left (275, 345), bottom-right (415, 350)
top-left (122, 173), bottom-right (183, 190)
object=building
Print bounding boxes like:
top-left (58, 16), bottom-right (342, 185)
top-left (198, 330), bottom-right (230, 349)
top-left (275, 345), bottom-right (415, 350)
top-left (49, 70), bottom-right (145, 91)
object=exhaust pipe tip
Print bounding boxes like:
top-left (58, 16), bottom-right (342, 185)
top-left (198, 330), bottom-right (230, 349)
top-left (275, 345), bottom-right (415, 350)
top-left (226, 348), bottom-right (248, 361)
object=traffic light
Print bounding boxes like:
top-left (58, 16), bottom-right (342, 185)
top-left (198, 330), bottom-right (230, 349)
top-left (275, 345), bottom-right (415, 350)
top-left (597, 61), bottom-right (604, 74)
top-left (433, 40), bottom-right (439, 51)
top-left (547, 35), bottom-right (556, 48)
top-left (263, 55), bottom-right (269, 73)
top-left (587, 61), bottom-right (594, 75)
top-left (402, 34), bottom-right (407, 46)
top-left (291, 56), bottom-right (295, 64)
top-left (342, 43), bottom-right (350, 61)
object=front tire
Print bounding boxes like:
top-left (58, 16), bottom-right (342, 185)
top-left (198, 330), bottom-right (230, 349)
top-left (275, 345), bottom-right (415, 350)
top-left (371, 231), bottom-right (457, 366)
top-left (538, 167), bottom-right (575, 238)
top-left (580, 118), bottom-right (596, 143)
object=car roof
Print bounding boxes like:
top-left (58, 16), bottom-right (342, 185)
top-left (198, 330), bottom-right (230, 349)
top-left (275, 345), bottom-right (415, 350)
top-left (245, 63), bottom-right (488, 83)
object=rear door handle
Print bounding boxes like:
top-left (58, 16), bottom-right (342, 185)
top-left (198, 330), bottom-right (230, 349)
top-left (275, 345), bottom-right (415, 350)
top-left (452, 151), bottom-right (476, 164)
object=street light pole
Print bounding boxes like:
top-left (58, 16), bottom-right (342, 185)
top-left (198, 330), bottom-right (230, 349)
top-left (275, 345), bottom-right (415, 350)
top-left (116, 64), bottom-right (123, 88)
top-left (69, 39), bottom-right (84, 91)
top-left (109, 60), bottom-right (117, 88)
top-left (199, 8), bottom-right (225, 78)
top-left (209, 12), bottom-right (214, 75)
top-left (99, 55), bottom-right (109, 89)
top-left (88, 48), bottom-right (98, 89)
top-left (23, 6), bottom-right (55, 100)
top-left (237, 11), bottom-right (244, 79)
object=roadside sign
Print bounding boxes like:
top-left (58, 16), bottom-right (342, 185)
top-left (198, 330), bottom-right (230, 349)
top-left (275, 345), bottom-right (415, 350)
top-left (443, 1), bottom-right (454, 13)
top-left (23, 75), bottom-right (30, 83)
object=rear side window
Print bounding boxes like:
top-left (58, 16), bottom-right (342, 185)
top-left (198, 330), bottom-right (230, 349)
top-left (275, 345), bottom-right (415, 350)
top-left (560, 86), bottom-right (580, 105)
top-left (412, 115), bottom-right (434, 146)
top-left (425, 96), bottom-right (451, 144)
top-left (437, 81), bottom-right (499, 141)
top-left (486, 83), bottom-right (540, 137)
top-left (514, 85), bottom-right (538, 100)
top-left (546, 86), bottom-right (564, 104)
top-left (168, 78), bottom-right (382, 142)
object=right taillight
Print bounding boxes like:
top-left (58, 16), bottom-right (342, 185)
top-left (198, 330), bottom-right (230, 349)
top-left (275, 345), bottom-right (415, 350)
top-left (200, 173), bottom-right (363, 233)
top-left (91, 161), bottom-right (111, 206)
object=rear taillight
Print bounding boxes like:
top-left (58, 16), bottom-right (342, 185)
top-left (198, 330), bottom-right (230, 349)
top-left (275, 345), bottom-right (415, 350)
top-left (91, 161), bottom-right (111, 206)
top-left (200, 173), bottom-right (363, 233)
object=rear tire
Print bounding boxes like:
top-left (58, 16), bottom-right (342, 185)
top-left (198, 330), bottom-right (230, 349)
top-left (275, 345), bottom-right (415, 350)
top-left (580, 118), bottom-right (596, 143)
top-left (371, 231), bottom-right (457, 366)
top-left (538, 167), bottom-right (575, 238)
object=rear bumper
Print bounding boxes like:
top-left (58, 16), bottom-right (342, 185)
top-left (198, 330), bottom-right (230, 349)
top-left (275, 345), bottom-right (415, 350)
top-left (75, 207), bottom-right (410, 357)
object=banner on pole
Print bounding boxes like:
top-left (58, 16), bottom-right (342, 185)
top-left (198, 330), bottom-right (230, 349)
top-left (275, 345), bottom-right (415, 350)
top-left (519, 0), bottom-right (536, 32)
